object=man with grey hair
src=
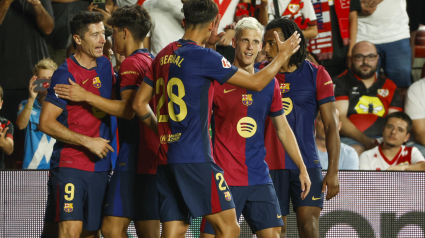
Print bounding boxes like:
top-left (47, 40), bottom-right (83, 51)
top-left (199, 17), bottom-right (311, 238)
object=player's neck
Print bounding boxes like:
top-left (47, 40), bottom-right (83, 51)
top-left (361, 76), bottom-right (375, 89)
top-left (315, 136), bottom-right (327, 152)
top-left (278, 61), bottom-right (297, 73)
top-left (182, 30), bottom-right (207, 46)
top-left (233, 59), bottom-right (255, 74)
top-left (124, 41), bottom-right (144, 58)
top-left (381, 143), bottom-right (401, 160)
top-left (74, 50), bottom-right (97, 69)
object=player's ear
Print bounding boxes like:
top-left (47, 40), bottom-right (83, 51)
top-left (404, 133), bottom-right (410, 143)
top-left (208, 21), bottom-right (214, 32)
top-left (182, 19), bottom-right (186, 29)
top-left (73, 34), bottom-right (82, 47)
top-left (232, 37), bottom-right (236, 49)
top-left (0, 100), bottom-right (3, 109)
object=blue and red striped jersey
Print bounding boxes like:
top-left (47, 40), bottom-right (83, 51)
top-left (256, 60), bottom-right (335, 169)
top-left (143, 39), bottom-right (238, 165)
top-left (212, 74), bottom-right (283, 186)
top-left (114, 49), bottom-right (160, 174)
top-left (45, 55), bottom-right (115, 172)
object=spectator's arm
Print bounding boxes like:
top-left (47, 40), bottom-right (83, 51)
top-left (0, 126), bottom-right (13, 155)
top-left (0, 0), bottom-right (13, 25)
top-left (39, 101), bottom-right (114, 158)
top-left (336, 100), bottom-right (376, 149)
top-left (51, 0), bottom-right (77, 2)
top-left (54, 78), bottom-right (136, 120)
top-left (302, 25), bottom-right (318, 39)
top-left (271, 114), bottom-right (310, 199)
top-left (412, 118), bottom-right (425, 147)
top-left (347, 10), bottom-right (358, 63)
top-left (17, 76), bottom-right (39, 130)
top-left (258, 0), bottom-right (268, 26)
top-left (387, 162), bottom-right (425, 171)
top-left (28, 0), bottom-right (54, 35)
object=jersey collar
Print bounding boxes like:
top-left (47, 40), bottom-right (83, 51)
top-left (130, 48), bottom-right (149, 56)
top-left (177, 39), bottom-right (197, 46)
top-left (378, 143), bottom-right (403, 165)
top-left (70, 54), bottom-right (98, 71)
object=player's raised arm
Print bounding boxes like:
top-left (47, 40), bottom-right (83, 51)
top-left (132, 81), bottom-right (158, 135)
top-left (271, 114), bottom-right (311, 199)
top-left (39, 101), bottom-right (114, 158)
top-left (227, 31), bottom-right (301, 91)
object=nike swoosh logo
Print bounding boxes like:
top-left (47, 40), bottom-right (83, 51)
top-left (277, 215), bottom-right (282, 218)
top-left (312, 196), bottom-right (322, 200)
top-left (224, 89), bottom-right (236, 93)
top-left (104, 204), bottom-right (109, 207)
top-left (83, 79), bottom-right (90, 84)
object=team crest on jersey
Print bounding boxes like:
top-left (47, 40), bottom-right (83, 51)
top-left (222, 57), bottom-right (231, 68)
top-left (242, 94), bottom-right (253, 106)
top-left (377, 89), bottom-right (389, 97)
top-left (280, 83), bottom-right (290, 93)
top-left (93, 77), bottom-right (101, 88)
top-left (64, 203), bottom-right (73, 213)
top-left (288, 4), bottom-right (301, 14)
top-left (224, 191), bottom-right (232, 201)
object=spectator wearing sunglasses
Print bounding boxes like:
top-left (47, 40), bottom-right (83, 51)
top-left (333, 41), bottom-right (403, 156)
top-left (16, 58), bottom-right (57, 169)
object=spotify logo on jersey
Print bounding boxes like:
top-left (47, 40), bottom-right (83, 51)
top-left (237, 117), bottom-right (257, 138)
top-left (282, 97), bottom-right (293, 116)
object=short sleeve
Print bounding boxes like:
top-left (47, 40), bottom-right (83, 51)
top-left (411, 147), bottom-right (425, 164)
top-left (269, 79), bottom-right (284, 117)
top-left (316, 67), bottom-right (335, 105)
top-left (389, 88), bottom-right (403, 111)
top-left (45, 69), bottom-right (72, 110)
top-left (41, 0), bottom-right (54, 18)
top-left (17, 100), bottom-right (27, 115)
top-left (333, 77), bottom-right (349, 101)
top-left (119, 58), bottom-right (142, 92)
top-left (405, 85), bottom-right (425, 119)
top-left (5, 120), bottom-right (14, 140)
top-left (359, 152), bottom-right (372, 170)
top-left (200, 49), bottom-right (238, 85)
top-left (302, 0), bottom-right (317, 22)
top-left (350, 0), bottom-right (362, 12)
top-left (143, 59), bottom-right (155, 88)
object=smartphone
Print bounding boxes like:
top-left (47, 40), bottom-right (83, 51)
top-left (93, 0), bottom-right (106, 11)
top-left (33, 78), bottom-right (51, 92)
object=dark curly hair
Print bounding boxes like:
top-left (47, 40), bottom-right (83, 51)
top-left (106, 4), bottom-right (152, 42)
top-left (265, 18), bottom-right (307, 67)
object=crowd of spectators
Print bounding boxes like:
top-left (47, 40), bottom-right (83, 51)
top-left (0, 0), bottom-right (425, 171)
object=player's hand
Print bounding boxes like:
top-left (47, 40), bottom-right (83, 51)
top-left (299, 169), bottom-right (311, 200)
top-left (218, 29), bottom-right (235, 46)
top-left (29, 76), bottom-right (38, 100)
top-left (274, 31), bottom-right (301, 59)
top-left (387, 164), bottom-right (408, 171)
top-left (87, 2), bottom-right (98, 11)
top-left (54, 78), bottom-right (88, 102)
top-left (0, 127), bottom-right (9, 146)
top-left (207, 14), bottom-right (226, 47)
top-left (86, 137), bottom-right (114, 159)
top-left (322, 172), bottom-right (339, 200)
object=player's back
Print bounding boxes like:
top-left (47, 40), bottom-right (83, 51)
top-left (144, 39), bottom-right (237, 165)
top-left (46, 55), bottom-right (114, 172)
top-left (212, 75), bottom-right (283, 186)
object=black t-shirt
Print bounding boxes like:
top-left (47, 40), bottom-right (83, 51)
top-left (0, 116), bottom-right (14, 169)
top-left (320, 0), bottom-right (362, 68)
top-left (333, 70), bottom-right (403, 137)
top-left (0, 0), bottom-right (54, 90)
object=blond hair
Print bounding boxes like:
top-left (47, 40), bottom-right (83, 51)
top-left (235, 17), bottom-right (264, 40)
top-left (33, 58), bottom-right (58, 76)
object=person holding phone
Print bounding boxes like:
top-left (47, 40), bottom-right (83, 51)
top-left (16, 58), bottom-right (58, 170)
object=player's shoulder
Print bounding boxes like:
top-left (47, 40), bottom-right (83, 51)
top-left (255, 61), bottom-right (268, 70)
top-left (51, 66), bottom-right (72, 82)
top-left (98, 55), bottom-right (112, 66)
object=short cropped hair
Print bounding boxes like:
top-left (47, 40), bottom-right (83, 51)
top-left (183, 0), bottom-right (218, 28)
top-left (385, 112), bottom-right (413, 134)
top-left (235, 17), bottom-right (263, 40)
top-left (265, 18), bottom-right (307, 67)
top-left (70, 11), bottom-right (104, 48)
top-left (33, 58), bottom-right (58, 76)
top-left (106, 5), bottom-right (151, 42)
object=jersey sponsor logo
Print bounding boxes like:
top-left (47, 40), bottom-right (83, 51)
top-left (280, 83), bottom-right (290, 93)
top-left (64, 203), bottom-right (73, 213)
top-left (222, 57), bottom-right (231, 68)
top-left (354, 96), bottom-right (385, 117)
top-left (324, 81), bottom-right (333, 86)
top-left (160, 133), bottom-right (182, 144)
top-left (83, 78), bottom-right (90, 84)
top-left (224, 88), bottom-right (236, 93)
top-left (93, 77), bottom-right (101, 88)
top-left (312, 196), bottom-right (322, 200)
top-left (224, 191), bottom-right (232, 201)
top-left (237, 117), bottom-right (257, 138)
top-left (121, 71), bottom-right (140, 76)
top-left (282, 97), bottom-right (293, 115)
top-left (277, 214), bottom-right (282, 218)
top-left (92, 106), bottom-right (106, 119)
top-left (377, 89), bottom-right (389, 97)
top-left (242, 94), bottom-right (253, 106)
